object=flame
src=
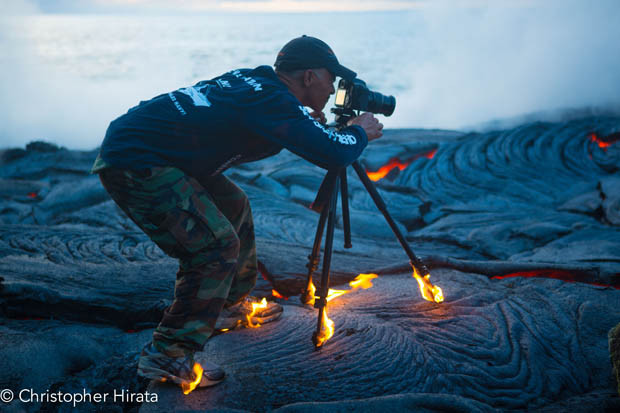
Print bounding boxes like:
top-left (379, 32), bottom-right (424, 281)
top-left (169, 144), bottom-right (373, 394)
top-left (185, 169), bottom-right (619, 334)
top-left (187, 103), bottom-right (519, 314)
top-left (349, 273), bottom-right (378, 289)
top-left (313, 273), bottom-right (379, 303)
top-left (325, 288), bottom-right (349, 302)
top-left (412, 268), bottom-right (444, 303)
top-left (272, 289), bottom-right (288, 300)
top-left (246, 297), bottom-right (268, 328)
top-left (314, 308), bottom-right (335, 347)
top-left (304, 280), bottom-right (317, 306)
top-left (181, 362), bottom-right (204, 395)
top-left (312, 273), bottom-right (379, 347)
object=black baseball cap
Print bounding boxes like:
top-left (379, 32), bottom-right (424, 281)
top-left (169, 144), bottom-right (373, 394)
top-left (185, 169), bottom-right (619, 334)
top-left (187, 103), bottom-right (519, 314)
top-left (274, 35), bottom-right (357, 80)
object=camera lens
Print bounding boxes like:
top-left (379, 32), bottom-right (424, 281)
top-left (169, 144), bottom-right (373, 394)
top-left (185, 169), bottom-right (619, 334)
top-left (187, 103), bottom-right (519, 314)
top-left (366, 91), bottom-right (396, 117)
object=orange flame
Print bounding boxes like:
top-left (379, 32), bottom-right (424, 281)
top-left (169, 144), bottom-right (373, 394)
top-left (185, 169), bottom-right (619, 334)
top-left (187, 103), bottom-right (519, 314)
top-left (272, 289), bottom-right (288, 300)
top-left (304, 280), bottom-right (317, 306)
top-left (314, 308), bottom-right (335, 347)
top-left (246, 297), bottom-right (268, 328)
top-left (312, 273), bottom-right (379, 347)
top-left (349, 273), bottom-right (378, 289)
top-left (325, 288), bottom-right (349, 302)
top-left (313, 273), bottom-right (379, 303)
top-left (412, 268), bottom-right (444, 303)
top-left (181, 362), bottom-right (204, 395)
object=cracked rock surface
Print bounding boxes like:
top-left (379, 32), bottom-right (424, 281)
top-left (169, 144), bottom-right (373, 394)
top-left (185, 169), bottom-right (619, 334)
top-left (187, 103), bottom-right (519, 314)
top-left (1, 117), bottom-right (619, 411)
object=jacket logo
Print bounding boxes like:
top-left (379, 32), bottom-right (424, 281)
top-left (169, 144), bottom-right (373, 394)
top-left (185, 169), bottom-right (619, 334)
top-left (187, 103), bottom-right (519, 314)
top-left (178, 85), bottom-right (212, 107)
top-left (230, 70), bottom-right (263, 92)
top-left (298, 106), bottom-right (357, 145)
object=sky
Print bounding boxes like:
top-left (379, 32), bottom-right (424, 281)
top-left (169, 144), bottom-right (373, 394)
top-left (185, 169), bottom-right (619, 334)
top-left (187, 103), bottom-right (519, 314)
top-left (1, 0), bottom-right (619, 149)
top-left (16, 0), bottom-right (434, 13)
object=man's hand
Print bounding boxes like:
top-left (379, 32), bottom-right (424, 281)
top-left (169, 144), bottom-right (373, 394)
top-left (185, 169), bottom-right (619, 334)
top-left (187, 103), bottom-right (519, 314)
top-left (348, 113), bottom-right (383, 142)
top-left (309, 110), bottom-right (327, 124)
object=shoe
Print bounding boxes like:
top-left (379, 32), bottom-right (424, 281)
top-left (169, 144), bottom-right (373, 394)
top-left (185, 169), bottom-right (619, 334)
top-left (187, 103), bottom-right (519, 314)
top-left (137, 343), bottom-right (225, 390)
top-left (215, 296), bottom-right (283, 330)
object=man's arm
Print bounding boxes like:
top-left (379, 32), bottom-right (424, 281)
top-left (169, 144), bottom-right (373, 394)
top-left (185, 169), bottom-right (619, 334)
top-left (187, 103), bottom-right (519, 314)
top-left (245, 92), bottom-right (370, 168)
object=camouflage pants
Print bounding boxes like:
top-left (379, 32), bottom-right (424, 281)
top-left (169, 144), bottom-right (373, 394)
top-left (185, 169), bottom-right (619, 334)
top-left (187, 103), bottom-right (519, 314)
top-left (99, 166), bottom-right (257, 357)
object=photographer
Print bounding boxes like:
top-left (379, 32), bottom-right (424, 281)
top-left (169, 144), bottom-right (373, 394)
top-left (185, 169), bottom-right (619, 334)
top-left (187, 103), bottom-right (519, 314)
top-left (92, 35), bottom-right (383, 390)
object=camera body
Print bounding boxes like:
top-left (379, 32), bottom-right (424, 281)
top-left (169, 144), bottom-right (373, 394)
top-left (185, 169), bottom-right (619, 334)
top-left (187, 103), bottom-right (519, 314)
top-left (333, 78), bottom-right (396, 117)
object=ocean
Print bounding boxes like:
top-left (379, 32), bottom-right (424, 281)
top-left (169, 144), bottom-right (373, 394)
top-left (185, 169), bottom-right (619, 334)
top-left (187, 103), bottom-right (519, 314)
top-left (1, 4), bottom-right (619, 149)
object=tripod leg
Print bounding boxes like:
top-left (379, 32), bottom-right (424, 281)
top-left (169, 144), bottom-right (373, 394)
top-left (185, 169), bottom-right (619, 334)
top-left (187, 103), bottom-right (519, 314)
top-left (340, 169), bottom-right (352, 249)
top-left (351, 161), bottom-right (430, 276)
top-left (301, 204), bottom-right (330, 305)
top-left (312, 175), bottom-right (340, 348)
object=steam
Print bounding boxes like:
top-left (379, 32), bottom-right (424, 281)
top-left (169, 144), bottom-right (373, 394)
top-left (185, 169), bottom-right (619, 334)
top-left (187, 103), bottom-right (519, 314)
top-left (1, 0), bottom-right (619, 149)
top-left (393, 0), bottom-right (620, 130)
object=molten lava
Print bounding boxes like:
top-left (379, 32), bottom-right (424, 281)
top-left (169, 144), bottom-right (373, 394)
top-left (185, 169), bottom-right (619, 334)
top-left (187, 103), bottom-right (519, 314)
top-left (181, 362), bottom-right (204, 395)
top-left (412, 267), bottom-right (444, 303)
top-left (366, 150), bottom-right (437, 182)
top-left (367, 158), bottom-right (412, 181)
top-left (589, 132), bottom-right (620, 151)
top-left (491, 269), bottom-right (620, 289)
top-left (246, 297), bottom-right (269, 328)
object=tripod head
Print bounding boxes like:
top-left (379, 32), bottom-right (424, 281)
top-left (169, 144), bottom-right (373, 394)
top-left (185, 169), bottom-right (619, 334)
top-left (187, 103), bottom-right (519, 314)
top-left (330, 107), bottom-right (358, 129)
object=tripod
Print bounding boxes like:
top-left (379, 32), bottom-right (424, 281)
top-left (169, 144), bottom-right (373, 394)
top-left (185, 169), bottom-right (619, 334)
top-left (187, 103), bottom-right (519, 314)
top-left (301, 157), bottom-right (431, 348)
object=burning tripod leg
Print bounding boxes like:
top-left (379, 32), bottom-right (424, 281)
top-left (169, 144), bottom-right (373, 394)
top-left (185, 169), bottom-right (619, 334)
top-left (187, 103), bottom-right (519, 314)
top-left (351, 160), bottom-right (433, 282)
top-left (302, 169), bottom-right (341, 306)
top-left (306, 161), bottom-right (442, 348)
top-left (311, 173), bottom-right (340, 348)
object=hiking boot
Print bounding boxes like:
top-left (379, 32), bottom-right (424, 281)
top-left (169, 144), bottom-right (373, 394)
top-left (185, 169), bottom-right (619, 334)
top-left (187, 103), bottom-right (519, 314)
top-left (215, 296), bottom-right (283, 330)
top-left (137, 343), bottom-right (225, 389)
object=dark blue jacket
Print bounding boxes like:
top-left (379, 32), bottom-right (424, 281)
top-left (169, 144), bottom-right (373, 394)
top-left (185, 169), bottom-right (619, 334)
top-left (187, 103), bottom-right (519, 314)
top-left (99, 65), bottom-right (368, 178)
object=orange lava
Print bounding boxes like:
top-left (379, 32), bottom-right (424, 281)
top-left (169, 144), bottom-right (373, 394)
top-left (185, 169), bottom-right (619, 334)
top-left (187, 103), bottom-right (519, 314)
top-left (366, 149), bottom-right (437, 181)
top-left (367, 158), bottom-right (411, 181)
top-left (492, 270), bottom-right (620, 289)
top-left (589, 132), bottom-right (619, 151)
top-left (425, 149), bottom-right (437, 159)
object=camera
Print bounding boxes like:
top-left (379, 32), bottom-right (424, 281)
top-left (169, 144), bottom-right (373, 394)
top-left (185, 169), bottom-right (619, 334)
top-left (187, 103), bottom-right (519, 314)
top-left (333, 78), bottom-right (396, 117)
